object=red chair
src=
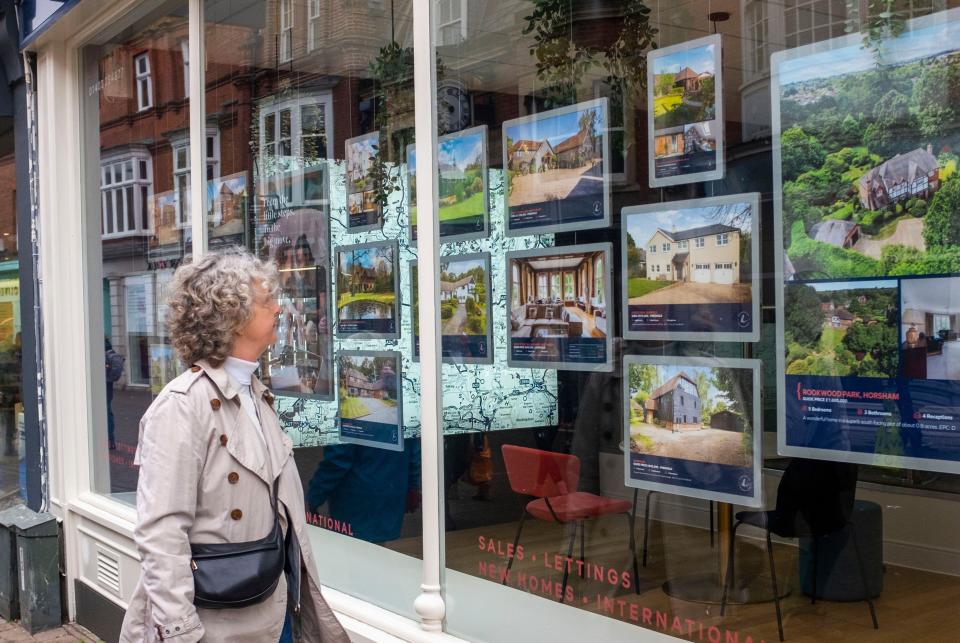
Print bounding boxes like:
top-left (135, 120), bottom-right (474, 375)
top-left (501, 445), bottom-right (640, 601)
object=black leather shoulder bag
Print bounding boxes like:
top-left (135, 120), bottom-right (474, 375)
top-left (189, 477), bottom-right (288, 609)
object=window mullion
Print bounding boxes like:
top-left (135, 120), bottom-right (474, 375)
top-left (188, 0), bottom-right (208, 259)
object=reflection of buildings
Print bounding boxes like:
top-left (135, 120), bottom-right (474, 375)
top-left (648, 372), bottom-right (701, 430)
top-left (739, 0), bottom-right (946, 140)
top-left (645, 224), bottom-right (741, 284)
top-left (858, 147), bottom-right (940, 210)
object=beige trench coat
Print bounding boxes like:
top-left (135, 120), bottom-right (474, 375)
top-left (119, 360), bottom-right (349, 643)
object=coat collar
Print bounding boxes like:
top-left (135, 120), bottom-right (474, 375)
top-left (194, 358), bottom-right (291, 482)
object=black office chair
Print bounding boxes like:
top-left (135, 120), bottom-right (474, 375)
top-left (720, 459), bottom-right (879, 641)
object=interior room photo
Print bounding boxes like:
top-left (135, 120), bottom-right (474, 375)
top-left (900, 277), bottom-right (960, 380)
top-left (510, 250), bottom-right (607, 339)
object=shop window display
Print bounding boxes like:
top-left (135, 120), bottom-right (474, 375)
top-left (73, 0), bottom-right (960, 640)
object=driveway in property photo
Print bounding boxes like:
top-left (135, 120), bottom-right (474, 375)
top-left (630, 421), bottom-right (750, 467)
top-left (628, 282), bottom-right (751, 305)
top-left (853, 217), bottom-right (926, 259)
top-left (356, 397), bottom-right (399, 425)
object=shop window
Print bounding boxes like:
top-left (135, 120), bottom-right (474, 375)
top-left (436, 0), bottom-right (466, 45)
top-left (258, 94), bottom-right (332, 208)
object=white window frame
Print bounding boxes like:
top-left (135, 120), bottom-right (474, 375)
top-left (649, 244), bottom-right (656, 254)
top-left (308, 0), bottom-right (321, 51)
top-left (279, 0), bottom-right (294, 63)
top-left (435, 0), bottom-right (467, 46)
top-left (695, 237), bottom-right (705, 248)
top-left (134, 52), bottom-right (152, 111)
top-left (716, 233), bottom-right (729, 246)
top-left (181, 39), bottom-right (190, 98)
top-left (171, 128), bottom-right (220, 228)
top-left (100, 149), bottom-right (153, 239)
top-left (258, 93), bottom-right (334, 207)
top-left (677, 240), bottom-right (688, 249)
top-left (662, 242), bottom-right (670, 252)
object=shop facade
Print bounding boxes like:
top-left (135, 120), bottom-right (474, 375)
top-left (19, 0), bottom-right (960, 642)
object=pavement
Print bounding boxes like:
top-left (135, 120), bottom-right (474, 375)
top-left (0, 618), bottom-right (99, 642)
top-left (356, 397), bottom-right (398, 424)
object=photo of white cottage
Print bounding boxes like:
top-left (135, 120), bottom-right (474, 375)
top-left (440, 275), bottom-right (475, 304)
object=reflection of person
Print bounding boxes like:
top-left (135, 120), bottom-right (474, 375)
top-left (104, 337), bottom-right (125, 450)
top-left (119, 249), bottom-right (347, 643)
top-left (306, 438), bottom-right (421, 543)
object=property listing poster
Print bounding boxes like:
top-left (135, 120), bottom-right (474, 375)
top-left (647, 34), bottom-right (724, 187)
top-left (774, 9), bottom-right (960, 473)
top-left (502, 98), bottom-right (610, 235)
top-left (338, 350), bottom-right (403, 451)
top-left (506, 243), bottom-right (613, 372)
top-left (335, 241), bottom-right (400, 338)
top-left (621, 193), bottom-right (759, 342)
top-left (411, 253), bottom-right (493, 364)
top-left (255, 203), bottom-right (334, 400)
top-left (623, 356), bottom-right (762, 506)
top-left (408, 125), bottom-right (489, 243)
top-left (345, 132), bottom-right (383, 232)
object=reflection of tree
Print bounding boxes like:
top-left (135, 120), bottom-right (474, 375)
top-left (523, 0), bottom-right (657, 107)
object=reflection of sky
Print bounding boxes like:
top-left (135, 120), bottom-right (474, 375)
top-left (408, 146), bottom-right (416, 175)
top-left (341, 246), bottom-right (392, 272)
top-left (809, 279), bottom-right (896, 292)
top-left (655, 43), bottom-right (715, 76)
top-left (632, 363), bottom-right (725, 403)
top-left (626, 203), bottom-right (750, 247)
top-left (347, 133), bottom-right (377, 163)
top-left (779, 18), bottom-right (959, 85)
top-left (506, 106), bottom-right (604, 147)
top-left (442, 258), bottom-right (484, 278)
top-left (439, 131), bottom-right (482, 168)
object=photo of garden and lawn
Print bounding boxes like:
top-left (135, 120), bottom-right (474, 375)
top-left (784, 280), bottom-right (898, 379)
top-left (335, 242), bottom-right (398, 337)
top-left (408, 125), bottom-right (488, 242)
top-left (775, 13), bottom-right (960, 281)
top-left (411, 254), bottom-right (491, 363)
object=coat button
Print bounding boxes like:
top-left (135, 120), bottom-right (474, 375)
top-left (219, 434), bottom-right (228, 447)
top-left (228, 472), bottom-right (239, 484)
top-left (210, 399), bottom-right (221, 410)
top-left (230, 509), bottom-right (243, 520)
top-left (190, 365), bottom-right (201, 373)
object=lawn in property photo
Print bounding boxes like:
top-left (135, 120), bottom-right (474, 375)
top-left (340, 394), bottom-right (369, 419)
top-left (627, 278), bottom-right (673, 299)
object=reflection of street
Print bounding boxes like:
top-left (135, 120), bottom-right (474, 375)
top-left (107, 388), bottom-right (154, 495)
top-left (630, 421), bottom-right (749, 467)
top-left (442, 303), bottom-right (466, 335)
top-left (355, 397), bottom-right (398, 425)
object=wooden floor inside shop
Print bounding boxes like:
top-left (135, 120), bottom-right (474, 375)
top-left (388, 514), bottom-right (959, 642)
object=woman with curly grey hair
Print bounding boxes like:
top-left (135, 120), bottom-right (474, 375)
top-left (120, 248), bottom-right (347, 643)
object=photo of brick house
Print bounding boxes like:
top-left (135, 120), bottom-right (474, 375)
top-left (858, 146), bottom-right (940, 211)
top-left (554, 129), bottom-right (596, 169)
top-left (344, 367), bottom-right (386, 399)
top-left (507, 139), bottom-right (555, 173)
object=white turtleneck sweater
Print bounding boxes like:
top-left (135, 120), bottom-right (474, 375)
top-left (223, 356), bottom-right (267, 447)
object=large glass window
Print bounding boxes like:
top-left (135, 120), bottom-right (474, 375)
top-left (82, 3), bottom-right (190, 501)
top-left (435, 1), bottom-right (960, 642)
top-left (203, 0), bottom-right (422, 618)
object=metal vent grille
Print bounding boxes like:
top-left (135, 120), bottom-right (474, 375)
top-left (95, 549), bottom-right (121, 595)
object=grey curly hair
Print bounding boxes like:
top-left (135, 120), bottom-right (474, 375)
top-left (166, 248), bottom-right (279, 367)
